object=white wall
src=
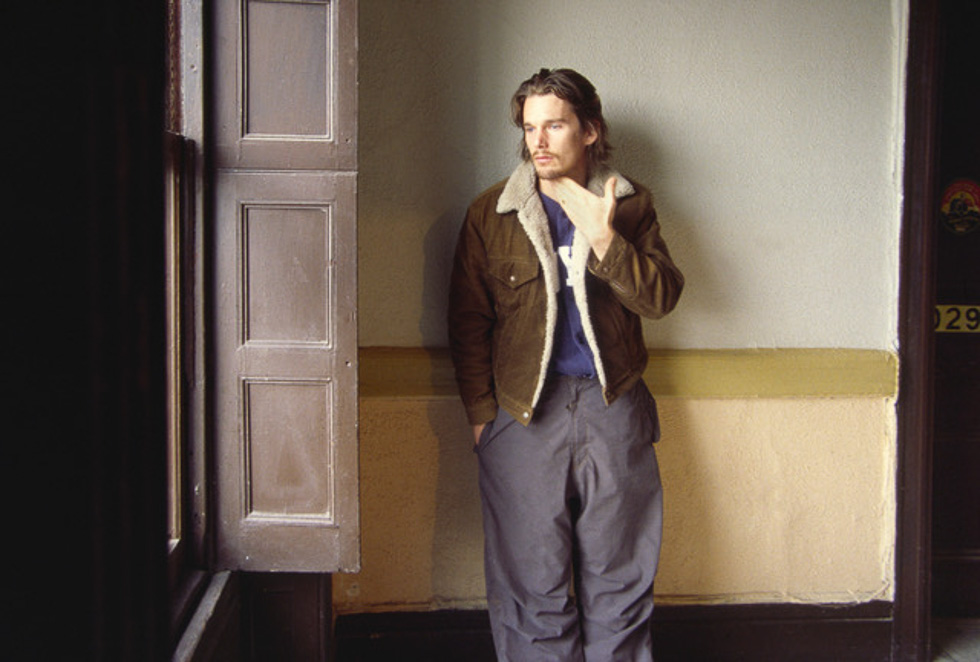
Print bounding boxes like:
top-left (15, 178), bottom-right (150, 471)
top-left (358, 0), bottom-right (907, 350)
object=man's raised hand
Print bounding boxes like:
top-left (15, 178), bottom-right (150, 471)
top-left (551, 176), bottom-right (618, 260)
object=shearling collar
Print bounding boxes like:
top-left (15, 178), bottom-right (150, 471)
top-left (496, 160), bottom-right (635, 215)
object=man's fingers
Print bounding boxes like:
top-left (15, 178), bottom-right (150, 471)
top-left (604, 176), bottom-right (617, 199)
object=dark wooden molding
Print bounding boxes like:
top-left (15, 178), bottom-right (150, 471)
top-left (894, 0), bottom-right (942, 659)
top-left (335, 603), bottom-right (894, 662)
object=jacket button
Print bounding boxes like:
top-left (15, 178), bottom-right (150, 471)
top-left (510, 275), bottom-right (516, 282)
top-left (522, 411), bottom-right (529, 419)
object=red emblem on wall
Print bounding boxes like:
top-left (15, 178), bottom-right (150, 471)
top-left (940, 179), bottom-right (980, 235)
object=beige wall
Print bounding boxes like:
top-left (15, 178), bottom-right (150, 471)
top-left (344, 0), bottom-right (908, 613)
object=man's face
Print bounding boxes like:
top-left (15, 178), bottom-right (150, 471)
top-left (522, 93), bottom-right (597, 186)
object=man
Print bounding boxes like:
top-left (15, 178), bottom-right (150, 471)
top-left (448, 68), bottom-right (684, 661)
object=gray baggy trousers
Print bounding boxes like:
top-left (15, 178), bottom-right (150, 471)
top-left (476, 375), bottom-right (663, 662)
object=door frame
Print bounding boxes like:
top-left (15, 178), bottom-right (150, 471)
top-left (894, 0), bottom-right (941, 659)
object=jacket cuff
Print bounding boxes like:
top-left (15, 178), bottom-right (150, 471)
top-left (588, 232), bottom-right (629, 279)
top-left (465, 397), bottom-right (499, 426)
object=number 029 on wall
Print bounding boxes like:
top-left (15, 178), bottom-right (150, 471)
top-left (934, 305), bottom-right (980, 333)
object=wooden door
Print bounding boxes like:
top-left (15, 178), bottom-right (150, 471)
top-left (211, 0), bottom-right (359, 573)
top-left (931, 0), bottom-right (980, 618)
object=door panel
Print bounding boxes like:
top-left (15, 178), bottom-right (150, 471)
top-left (214, 0), bottom-right (357, 171)
top-left (214, 171), bottom-right (358, 572)
top-left (244, 204), bottom-right (331, 343)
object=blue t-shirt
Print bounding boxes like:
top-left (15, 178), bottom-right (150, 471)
top-left (540, 193), bottom-right (597, 378)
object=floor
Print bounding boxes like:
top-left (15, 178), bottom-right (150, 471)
top-left (933, 620), bottom-right (980, 662)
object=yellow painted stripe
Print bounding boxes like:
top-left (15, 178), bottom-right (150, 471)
top-left (358, 347), bottom-right (898, 399)
top-left (358, 347), bottom-right (457, 399)
top-left (642, 348), bottom-right (898, 398)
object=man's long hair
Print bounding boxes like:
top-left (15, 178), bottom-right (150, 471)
top-left (511, 68), bottom-right (612, 168)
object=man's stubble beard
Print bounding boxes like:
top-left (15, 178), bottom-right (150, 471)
top-left (532, 161), bottom-right (563, 181)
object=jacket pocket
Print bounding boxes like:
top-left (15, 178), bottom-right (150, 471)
top-left (486, 258), bottom-right (540, 314)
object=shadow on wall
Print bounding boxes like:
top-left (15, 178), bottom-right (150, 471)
top-left (427, 400), bottom-right (487, 607)
top-left (420, 210), bottom-right (463, 347)
top-left (613, 117), bottom-right (728, 335)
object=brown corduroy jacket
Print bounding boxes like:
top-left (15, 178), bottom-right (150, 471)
top-left (448, 161), bottom-right (684, 426)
